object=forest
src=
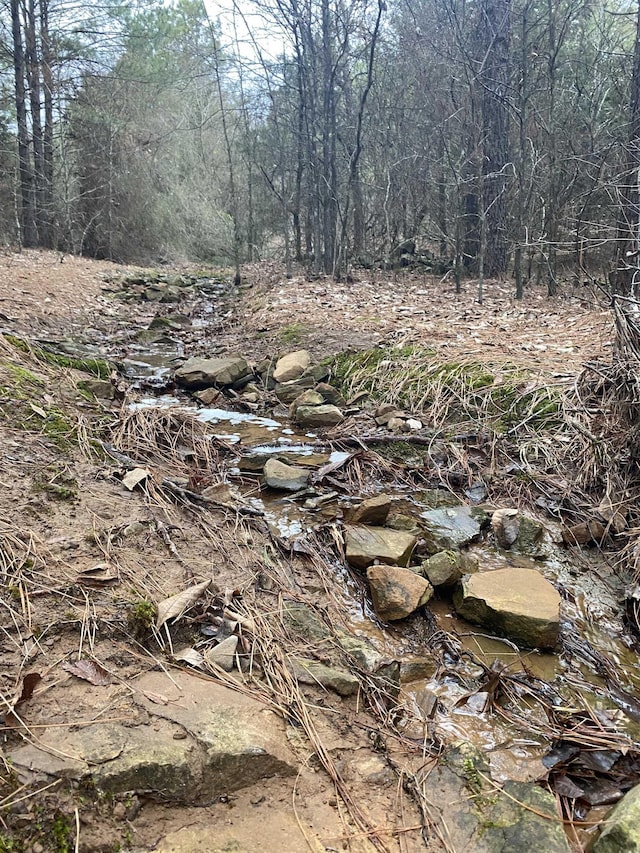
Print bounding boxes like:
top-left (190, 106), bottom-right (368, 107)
top-left (3, 0), bottom-right (640, 294)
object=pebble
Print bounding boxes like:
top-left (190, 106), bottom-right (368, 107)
top-left (33, 844), bottom-right (44, 853)
top-left (113, 802), bottom-right (127, 821)
top-left (173, 730), bottom-right (187, 740)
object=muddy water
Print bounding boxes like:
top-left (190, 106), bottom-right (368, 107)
top-left (126, 350), bottom-right (640, 789)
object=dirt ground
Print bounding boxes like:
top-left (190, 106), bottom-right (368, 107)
top-left (0, 250), bottom-right (617, 853)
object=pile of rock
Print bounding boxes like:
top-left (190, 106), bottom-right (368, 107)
top-left (267, 350), bottom-right (346, 429)
top-left (342, 495), bottom-right (561, 649)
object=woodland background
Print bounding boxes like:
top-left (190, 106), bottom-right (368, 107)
top-left (4, 0), bottom-right (640, 295)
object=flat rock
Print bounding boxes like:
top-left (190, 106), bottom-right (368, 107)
top-left (273, 350), bottom-right (311, 383)
top-left (132, 671), bottom-right (296, 799)
top-left (9, 673), bottom-right (296, 803)
top-left (294, 404), bottom-right (344, 428)
top-left (562, 519), bottom-right (606, 546)
top-left (344, 525), bottom-right (416, 569)
top-left (420, 505), bottom-right (487, 552)
top-left (274, 374), bottom-right (316, 404)
top-left (593, 783), bottom-right (640, 852)
top-left (349, 494), bottom-right (393, 526)
top-left (367, 565), bottom-right (433, 620)
top-left (453, 567), bottom-right (560, 649)
top-left (289, 389), bottom-right (324, 418)
top-left (263, 457), bottom-right (309, 491)
top-left (289, 658), bottom-right (360, 696)
top-left (175, 356), bottom-right (250, 389)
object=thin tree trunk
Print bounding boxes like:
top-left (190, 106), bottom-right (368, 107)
top-left (11, 0), bottom-right (36, 247)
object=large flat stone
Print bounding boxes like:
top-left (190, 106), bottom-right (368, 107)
top-left (453, 567), bottom-right (560, 649)
top-left (175, 356), bottom-right (250, 388)
top-left (344, 525), bottom-right (416, 569)
top-left (9, 672), bottom-right (296, 804)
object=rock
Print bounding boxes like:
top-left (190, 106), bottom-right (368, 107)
top-left (289, 389), bottom-right (323, 418)
top-left (349, 494), bottom-right (393, 526)
top-left (263, 458), bottom-right (309, 491)
top-left (9, 672), bottom-right (296, 804)
top-left (77, 378), bottom-right (114, 400)
top-left (375, 404), bottom-right (402, 425)
top-left (193, 387), bottom-right (220, 405)
top-left (289, 658), bottom-right (360, 696)
top-left (273, 350), bottom-right (311, 383)
top-left (344, 525), bottom-right (417, 569)
top-left (335, 632), bottom-right (400, 695)
top-left (205, 635), bottom-right (238, 671)
top-left (514, 515), bottom-right (545, 555)
top-left (283, 603), bottom-right (329, 643)
top-left (400, 655), bottom-right (437, 682)
top-left (453, 568), bottom-right (560, 649)
top-left (307, 362), bottom-right (330, 382)
top-left (492, 508), bottom-right (520, 548)
top-left (175, 356), bottom-right (250, 389)
top-left (421, 550), bottom-right (465, 587)
top-left (404, 418), bottom-right (423, 431)
top-left (420, 505), bottom-right (487, 553)
top-left (593, 783), bottom-right (640, 852)
top-left (315, 382), bottom-right (347, 407)
top-left (294, 404), bottom-right (344, 428)
top-left (387, 416), bottom-right (405, 432)
top-left (367, 565), bottom-right (433, 620)
top-left (274, 374), bottom-right (316, 404)
top-left (562, 519), bottom-right (606, 546)
top-left (421, 747), bottom-right (570, 853)
top-left (386, 513), bottom-right (421, 535)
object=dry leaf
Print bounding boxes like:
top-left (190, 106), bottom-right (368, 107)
top-left (156, 579), bottom-right (211, 629)
top-left (29, 402), bottom-right (47, 418)
top-left (122, 467), bottom-right (151, 491)
top-left (76, 563), bottom-right (119, 587)
top-left (62, 659), bottom-right (111, 686)
top-left (5, 672), bottom-right (42, 726)
top-left (173, 647), bottom-right (205, 668)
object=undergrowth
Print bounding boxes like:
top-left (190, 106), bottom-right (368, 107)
top-left (331, 344), bottom-right (563, 434)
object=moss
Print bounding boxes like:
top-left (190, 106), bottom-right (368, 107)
top-left (278, 322), bottom-right (309, 345)
top-left (33, 467), bottom-right (78, 501)
top-left (5, 334), bottom-right (111, 378)
top-left (51, 813), bottom-right (72, 853)
top-left (127, 599), bottom-right (157, 638)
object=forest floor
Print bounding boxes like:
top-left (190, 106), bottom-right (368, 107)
top-left (0, 250), bottom-right (626, 853)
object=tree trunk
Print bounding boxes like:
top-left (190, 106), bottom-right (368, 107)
top-left (480, 0), bottom-right (511, 277)
top-left (11, 0), bottom-right (36, 247)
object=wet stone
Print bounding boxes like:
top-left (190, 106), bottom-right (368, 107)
top-left (453, 567), bottom-right (560, 649)
top-left (367, 565), bottom-right (434, 621)
top-left (344, 525), bottom-right (417, 569)
top-left (263, 458), bottom-right (309, 491)
top-left (420, 505), bottom-right (487, 553)
top-left (175, 356), bottom-right (250, 389)
top-left (349, 494), bottom-right (393, 526)
top-left (420, 550), bottom-right (465, 587)
top-left (593, 783), bottom-right (640, 852)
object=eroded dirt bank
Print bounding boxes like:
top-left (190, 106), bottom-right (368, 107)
top-left (0, 250), bottom-right (637, 853)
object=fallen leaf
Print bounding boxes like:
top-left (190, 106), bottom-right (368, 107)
top-left (122, 467), bottom-right (151, 491)
top-left (5, 672), bottom-right (43, 727)
top-left (156, 579), bottom-right (211, 629)
top-left (29, 402), bottom-right (47, 418)
top-left (173, 647), bottom-right (205, 668)
top-left (76, 563), bottom-right (119, 587)
top-left (62, 659), bottom-right (111, 686)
